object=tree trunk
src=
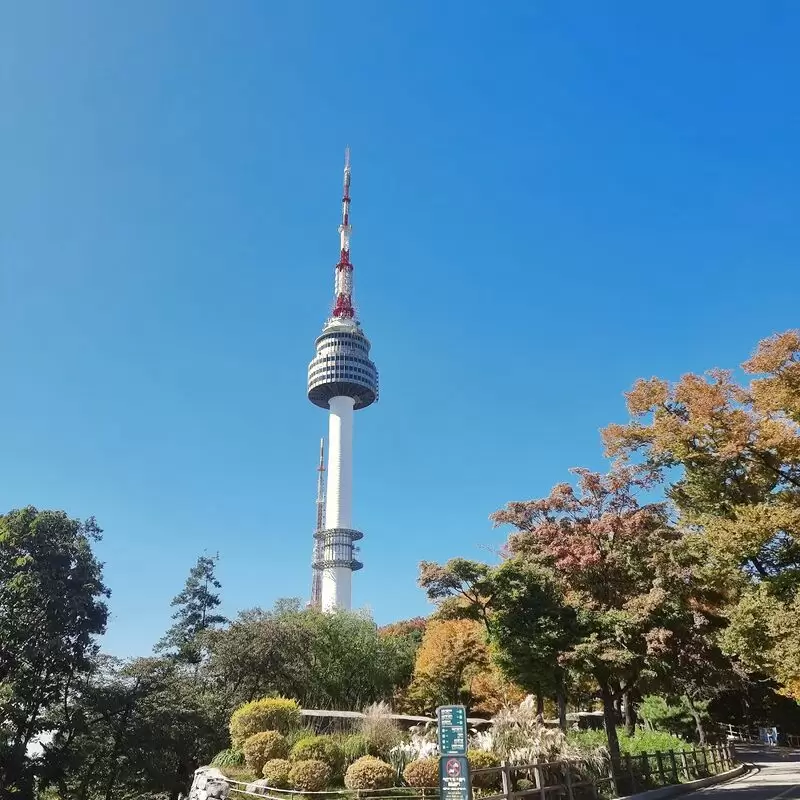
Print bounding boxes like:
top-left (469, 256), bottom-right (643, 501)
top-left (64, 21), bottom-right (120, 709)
top-left (685, 695), bottom-right (707, 745)
top-left (623, 689), bottom-right (636, 737)
top-left (600, 681), bottom-right (622, 765)
top-left (535, 693), bottom-right (544, 723)
top-left (557, 687), bottom-right (568, 732)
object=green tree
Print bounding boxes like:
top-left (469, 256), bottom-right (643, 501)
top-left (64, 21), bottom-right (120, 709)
top-left (0, 507), bottom-right (109, 798)
top-left (418, 558), bottom-right (575, 726)
top-left (43, 657), bottom-right (226, 800)
top-left (205, 601), bottom-right (414, 712)
top-left (156, 554), bottom-right (227, 665)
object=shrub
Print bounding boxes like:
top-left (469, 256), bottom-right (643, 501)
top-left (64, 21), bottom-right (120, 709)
top-left (262, 759), bottom-right (293, 788)
top-left (403, 758), bottom-right (439, 788)
top-left (289, 759), bottom-right (332, 792)
top-left (242, 731), bottom-right (290, 775)
top-left (286, 726), bottom-right (317, 749)
top-left (359, 702), bottom-right (402, 757)
top-left (516, 779), bottom-right (535, 793)
top-left (345, 756), bottom-right (396, 790)
top-left (211, 748), bottom-right (245, 768)
top-left (230, 697), bottom-right (302, 748)
top-left (291, 735), bottom-right (344, 772)
top-left (343, 733), bottom-right (373, 764)
top-left (468, 750), bottom-right (501, 790)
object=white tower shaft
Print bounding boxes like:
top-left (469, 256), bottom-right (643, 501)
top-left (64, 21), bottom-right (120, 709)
top-left (322, 395), bottom-right (355, 611)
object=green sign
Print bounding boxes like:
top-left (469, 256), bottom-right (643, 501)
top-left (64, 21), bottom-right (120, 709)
top-left (439, 755), bottom-right (471, 800)
top-left (437, 705), bottom-right (468, 756)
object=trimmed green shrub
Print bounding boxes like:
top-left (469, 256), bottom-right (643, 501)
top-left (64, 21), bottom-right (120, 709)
top-left (289, 759), bottom-right (332, 792)
top-left (262, 758), bottom-right (293, 788)
top-left (211, 748), bottom-right (245, 768)
top-left (516, 779), bottom-right (535, 793)
top-left (342, 733), bottom-right (373, 764)
top-left (345, 756), bottom-right (396, 790)
top-left (290, 735), bottom-right (344, 773)
top-left (467, 750), bottom-right (501, 790)
top-left (403, 758), bottom-right (439, 788)
top-left (230, 697), bottom-right (302, 748)
top-left (242, 731), bottom-right (290, 774)
top-left (286, 726), bottom-right (317, 749)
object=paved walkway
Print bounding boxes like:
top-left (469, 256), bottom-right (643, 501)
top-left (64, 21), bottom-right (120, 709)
top-left (694, 747), bottom-right (800, 800)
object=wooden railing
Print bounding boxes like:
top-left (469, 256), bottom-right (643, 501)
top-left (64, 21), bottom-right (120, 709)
top-left (471, 744), bottom-right (736, 800)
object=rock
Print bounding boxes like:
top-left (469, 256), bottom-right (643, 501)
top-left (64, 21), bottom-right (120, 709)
top-left (190, 767), bottom-right (230, 800)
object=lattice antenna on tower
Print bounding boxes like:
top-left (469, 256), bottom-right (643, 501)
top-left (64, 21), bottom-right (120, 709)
top-left (310, 438), bottom-right (326, 609)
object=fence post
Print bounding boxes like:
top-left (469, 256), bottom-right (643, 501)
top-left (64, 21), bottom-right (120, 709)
top-left (641, 751), bottom-right (651, 788)
top-left (655, 751), bottom-right (666, 785)
top-left (623, 753), bottom-right (635, 795)
top-left (680, 751), bottom-right (690, 781)
top-left (609, 756), bottom-right (620, 799)
top-left (702, 747), bottom-right (709, 776)
top-left (668, 751), bottom-right (679, 784)
top-left (501, 762), bottom-right (513, 800)
top-left (533, 763), bottom-right (546, 800)
top-left (564, 761), bottom-right (575, 800)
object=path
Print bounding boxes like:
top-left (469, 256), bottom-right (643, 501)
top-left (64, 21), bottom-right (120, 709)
top-left (694, 747), bottom-right (800, 800)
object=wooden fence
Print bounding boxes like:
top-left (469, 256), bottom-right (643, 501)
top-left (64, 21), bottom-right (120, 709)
top-left (471, 744), bottom-right (736, 800)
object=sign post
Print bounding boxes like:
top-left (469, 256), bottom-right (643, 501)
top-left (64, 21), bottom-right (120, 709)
top-left (437, 706), bottom-right (471, 800)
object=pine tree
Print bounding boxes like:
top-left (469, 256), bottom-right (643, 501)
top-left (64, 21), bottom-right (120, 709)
top-left (156, 554), bottom-right (227, 664)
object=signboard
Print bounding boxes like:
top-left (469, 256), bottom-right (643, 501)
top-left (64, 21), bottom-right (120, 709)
top-left (437, 705), bottom-right (468, 756)
top-left (439, 755), bottom-right (471, 800)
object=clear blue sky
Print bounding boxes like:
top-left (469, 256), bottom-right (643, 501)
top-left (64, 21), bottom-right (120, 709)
top-left (2, 2), bottom-right (799, 657)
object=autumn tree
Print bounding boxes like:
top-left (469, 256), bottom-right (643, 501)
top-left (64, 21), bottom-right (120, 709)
top-left (491, 466), bottom-right (688, 761)
top-left (404, 618), bottom-right (521, 715)
top-left (603, 330), bottom-right (800, 697)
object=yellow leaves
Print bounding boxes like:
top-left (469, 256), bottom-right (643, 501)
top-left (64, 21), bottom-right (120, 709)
top-left (745, 330), bottom-right (800, 423)
top-left (702, 501), bottom-right (800, 568)
top-left (743, 330), bottom-right (800, 375)
top-left (625, 378), bottom-right (669, 415)
top-left (413, 618), bottom-right (487, 675)
top-left (469, 664), bottom-right (526, 717)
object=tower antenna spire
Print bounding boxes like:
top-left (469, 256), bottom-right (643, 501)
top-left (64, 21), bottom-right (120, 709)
top-left (332, 147), bottom-right (355, 319)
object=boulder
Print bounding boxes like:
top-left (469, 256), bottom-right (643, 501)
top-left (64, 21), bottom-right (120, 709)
top-left (190, 767), bottom-right (229, 800)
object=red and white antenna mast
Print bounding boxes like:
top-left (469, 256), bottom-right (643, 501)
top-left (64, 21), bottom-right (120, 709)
top-left (332, 147), bottom-right (355, 319)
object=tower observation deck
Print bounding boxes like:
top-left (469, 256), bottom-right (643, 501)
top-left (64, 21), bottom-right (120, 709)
top-left (307, 149), bottom-right (378, 612)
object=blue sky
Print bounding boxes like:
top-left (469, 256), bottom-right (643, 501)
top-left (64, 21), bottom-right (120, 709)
top-left (2, 2), bottom-right (799, 657)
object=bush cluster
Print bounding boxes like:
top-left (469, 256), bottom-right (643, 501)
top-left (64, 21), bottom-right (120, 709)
top-left (467, 750), bottom-right (501, 790)
top-left (291, 735), bottom-right (344, 773)
top-left (210, 748), bottom-right (244, 768)
top-left (289, 759), bottom-right (332, 792)
top-left (403, 758), bottom-right (439, 788)
top-left (342, 733), bottom-right (373, 764)
top-left (242, 731), bottom-right (290, 774)
top-left (344, 755), bottom-right (395, 790)
top-left (262, 758), bottom-right (292, 788)
top-left (230, 697), bottom-right (301, 748)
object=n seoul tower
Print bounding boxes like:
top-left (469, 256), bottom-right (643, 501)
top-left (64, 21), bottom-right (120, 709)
top-left (307, 149), bottom-right (379, 612)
